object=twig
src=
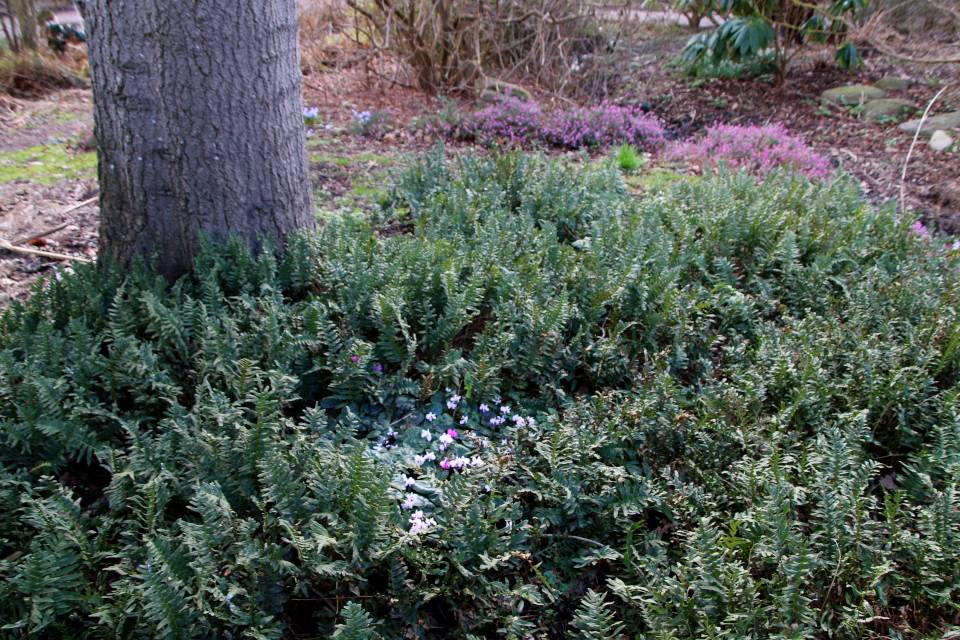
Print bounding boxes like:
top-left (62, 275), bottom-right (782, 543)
top-left (9, 196), bottom-right (98, 245)
top-left (819, 541), bottom-right (842, 617)
top-left (12, 222), bottom-right (71, 246)
top-left (567, 535), bottom-right (605, 547)
top-left (0, 239), bottom-right (93, 264)
top-left (901, 85), bottom-right (949, 214)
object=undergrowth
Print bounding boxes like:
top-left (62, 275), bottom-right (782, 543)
top-left (0, 147), bottom-right (959, 639)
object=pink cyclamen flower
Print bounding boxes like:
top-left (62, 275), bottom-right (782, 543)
top-left (440, 458), bottom-right (452, 469)
top-left (446, 429), bottom-right (458, 438)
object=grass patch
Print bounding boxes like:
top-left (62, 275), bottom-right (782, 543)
top-left (0, 144), bottom-right (97, 184)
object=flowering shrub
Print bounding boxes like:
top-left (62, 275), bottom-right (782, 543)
top-left (673, 122), bottom-right (831, 180)
top-left (455, 95), bottom-right (543, 147)
top-left (541, 103), bottom-right (665, 150)
top-left (449, 97), bottom-right (665, 151)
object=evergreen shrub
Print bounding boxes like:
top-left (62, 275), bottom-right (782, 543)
top-left (0, 147), bottom-right (958, 638)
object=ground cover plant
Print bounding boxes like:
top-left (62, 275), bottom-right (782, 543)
top-left (0, 147), bottom-right (959, 638)
top-left (671, 122), bottom-right (831, 181)
top-left (433, 95), bottom-right (666, 151)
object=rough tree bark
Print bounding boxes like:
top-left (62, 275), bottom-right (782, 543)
top-left (83, 0), bottom-right (315, 280)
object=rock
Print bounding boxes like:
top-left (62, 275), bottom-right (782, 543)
top-left (821, 85), bottom-right (887, 105)
top-left (930, 129), bottom-right (955, 151)
top-left (898, 111), bottom-right (960, 137)
top-left (862, 98), bottom-right (918, 121)
top-left (873, 76), bottom-right (911, 91)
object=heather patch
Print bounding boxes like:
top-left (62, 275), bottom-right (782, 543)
top-left (673, 122), bottom-right (831, 181)
top-left (437, 95), bottom-right (666, 151)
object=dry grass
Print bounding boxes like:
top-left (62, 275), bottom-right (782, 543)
top-left (0, 53), bottom-right (86, 98)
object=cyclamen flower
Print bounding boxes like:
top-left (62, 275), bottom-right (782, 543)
top-left (424, 451), bottom-right (436, 461)
top-left (425, 412), bottom-right (437, 422)
top-left (401, 494), bottom-right (417, 509)
top-left (402, 474), bottom-right (416, 487)
top-left (439, 434), bottom-right (454, 445)
top-left (471, 456), bottom-right (484, 467)
top-left (440, 458), bottom-right (452, 469)
top-left (500, 406), bottom-right (511, 414)
top-left (303, 107), bottom-right (319, 119)
top-left (513, 416), bottom-right (526, 428)
top-left (484, 484), bottom-right (492, 492)
top-left (446, 400), bottom-right (458, 410)
top-left (446, 429), bottom-right (458, 438)
top-left (374, 364), bottom-right (382, 372)
top-left (420, 430), bottom-right (432, 442)
top-left (479, 404), bottom-right (490, 413)
top-left (527, 417), bottom-right (536, 426)
top-left (459, 417), bottom-right (468, 425)
top-left (409, 511), bottom-right (437, 534)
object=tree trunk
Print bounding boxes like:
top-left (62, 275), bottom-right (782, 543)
top-left (84, 0), bottom-right (315, 281)
top-left (9, 0), bottom-right (36, 52)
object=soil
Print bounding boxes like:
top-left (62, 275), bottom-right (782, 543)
top-left (1, 15), bottom-right (958, 304)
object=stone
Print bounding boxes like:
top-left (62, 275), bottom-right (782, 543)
top-left (873, 76), bottom-right (911, 91)
top-left (861, 98), bottom-right (919, 121)
top-left (898, 111), bottom-right (960, 137)
top-left (930, 129), bottom-right (955, 152)
top-left (821, 85), bottom-right (887, 105)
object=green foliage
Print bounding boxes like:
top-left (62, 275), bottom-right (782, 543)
top-left (0, 146), bottom-right (958, 638)
top-left (614, 143), bottom-right (642, 173)
top-left (680, 0), bottom-right (864, 84)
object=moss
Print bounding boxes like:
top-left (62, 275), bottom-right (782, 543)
top-left (309, 151), bottom-right (398, 168)
top-left (0, 144), bottom-right (97, 184)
